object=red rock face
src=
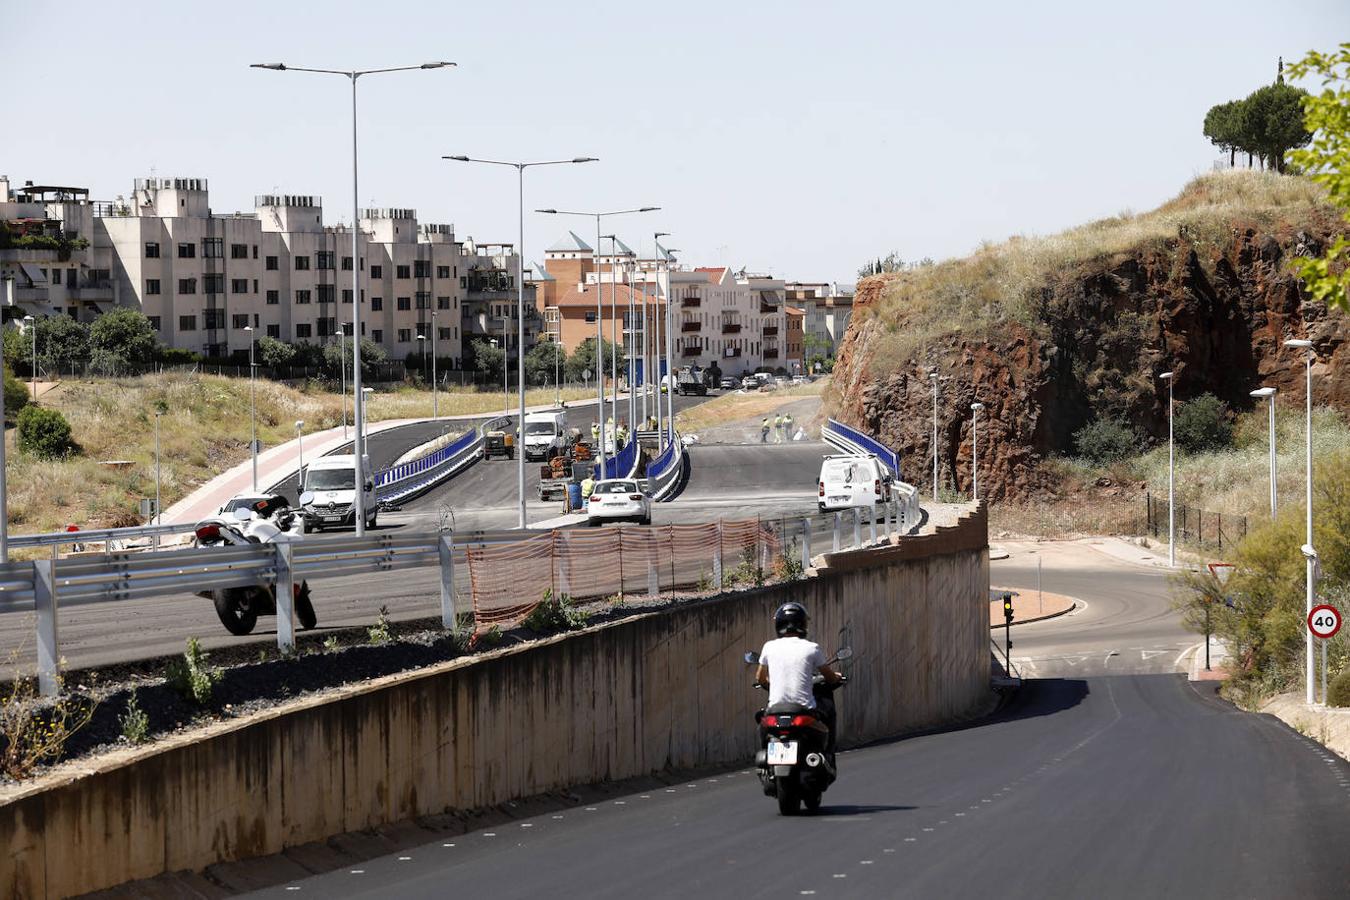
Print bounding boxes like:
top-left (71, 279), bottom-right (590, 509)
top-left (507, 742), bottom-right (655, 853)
top-left (833, 218), bottom-right (1350, 500)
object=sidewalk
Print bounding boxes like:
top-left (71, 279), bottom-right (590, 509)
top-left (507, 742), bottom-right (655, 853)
top-left (1075, 536), bottom-right (1211, 571)
top-left (163, 394), bottom-right (623, 526)
top-left (989, 587), bottom-right (1077, 627)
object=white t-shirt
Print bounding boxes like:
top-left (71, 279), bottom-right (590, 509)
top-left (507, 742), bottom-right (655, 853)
top-left (759, 636), bottom-right (827, 709)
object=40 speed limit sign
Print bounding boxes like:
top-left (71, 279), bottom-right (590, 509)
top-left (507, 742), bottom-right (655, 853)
top-left (1307, 604), bottom-right (1343, 639)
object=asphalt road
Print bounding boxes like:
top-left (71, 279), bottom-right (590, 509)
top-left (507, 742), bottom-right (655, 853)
top-left (251, 541), bottom-right (1350, 900)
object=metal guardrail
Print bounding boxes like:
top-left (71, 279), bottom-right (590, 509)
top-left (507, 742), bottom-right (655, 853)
top-left (375, 426), bottom-right (482, 505)
top-left (821, 418), bottom-right (920, 526)
top-left (646, 430), bottom-right (686, 502)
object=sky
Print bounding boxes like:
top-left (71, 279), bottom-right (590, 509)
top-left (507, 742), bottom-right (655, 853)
top-left (5, 0), bottom-right (1348, 283)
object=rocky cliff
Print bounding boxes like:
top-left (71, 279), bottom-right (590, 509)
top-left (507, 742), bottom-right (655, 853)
top-left (831, 172), bottom-right (1350, 499)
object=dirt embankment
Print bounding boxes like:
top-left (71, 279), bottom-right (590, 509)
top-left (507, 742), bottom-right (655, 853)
top-left (833, 214), bottom-right (1350, 500)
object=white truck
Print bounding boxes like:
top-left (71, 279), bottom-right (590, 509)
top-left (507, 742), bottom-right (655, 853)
top-left (299, 454), bottom-right (379, 531)
top-left (521, 410), bottom-right (570, 462)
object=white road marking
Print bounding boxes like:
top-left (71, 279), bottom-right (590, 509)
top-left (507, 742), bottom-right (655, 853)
top-left (1140, 650), bottom-right (1169, 661)
top-left (1174, 642), bottom-right (1203, 672)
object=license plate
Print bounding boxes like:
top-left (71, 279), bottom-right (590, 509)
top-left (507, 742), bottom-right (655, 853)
top-left (830, 496), bottom-right (847, 503)
top-left (322, 515), bottom-right (342, 522)
top-left (766, 740), bottom-right (798, 765)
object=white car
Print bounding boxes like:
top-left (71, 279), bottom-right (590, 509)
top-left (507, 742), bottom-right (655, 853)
top-left (818, 453), bottom-right (892, 511)
top-left (587, 479), bottom-right (652, 525)
top-left (217, 493), bottom-right (275, 516)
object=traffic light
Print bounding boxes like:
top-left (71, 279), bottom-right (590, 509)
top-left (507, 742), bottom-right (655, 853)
top-left (1002, 593), bottom-right (1014, 625)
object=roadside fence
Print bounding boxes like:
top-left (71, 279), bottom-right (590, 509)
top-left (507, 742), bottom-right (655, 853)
top-left (1143, 493), bottom-right (1247, 551)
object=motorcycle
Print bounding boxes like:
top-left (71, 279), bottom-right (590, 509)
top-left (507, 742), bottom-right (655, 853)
top-left (745, 646), bottom-right (853, 816)
top-left (193, 494), bottom-right (317, 636)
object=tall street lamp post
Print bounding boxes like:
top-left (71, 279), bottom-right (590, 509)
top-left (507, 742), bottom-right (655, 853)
top-left (1159, 371), bottom-right (1175, 567)
top-left (652, 234), bottom-right (670, 438)
top-left (445, 156), bottom-right (596, 527)
top-left (536, 207), bottom-right (658, 476)
top-left (929, 371), bottom-right (940, 500)
top-left (295, 420), bottom-right (305, 489)
top-left (1285, 338), bottom-right (1316, 704)
top-left (154, 409), bottom-right (163, 527)
top-left (660, 249), bottom-right (679, 446)
top-left (1250, 386), bottom-right (1277, 517)
top-left (22, 315), bottom-right (35, 400)
top-left (970, 402), bottom-right (984, 501)
top-left (244, 325), bottom-right (257, 490)
top-left (339, 323), bottom-right (349, 440)
top-left (252, 59), bottom-right (456, 537)
top-left (430, 310), bottom-right (438, 420)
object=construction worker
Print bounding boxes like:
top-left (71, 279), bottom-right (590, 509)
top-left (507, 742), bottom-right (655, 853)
top-left (616, 421), bottom-right (628, 448)
top-left (591, 421), bottom-right (600, 444)
top-left (784, 413), bottom-right (795, 440)
top-left (761, 418), bottom-right (771, 443)
top-left (774, 414), bottom-right (785, 443)
top-left (581, 474), bottom-right (596, 501)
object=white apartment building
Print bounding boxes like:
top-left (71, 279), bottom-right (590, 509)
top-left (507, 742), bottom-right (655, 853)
top-left (1, 175), bottom-right (535, 365)
top-left (785, 281), bottom-right (854, 354)
top-left (667, 267), bottom-right (786, 374)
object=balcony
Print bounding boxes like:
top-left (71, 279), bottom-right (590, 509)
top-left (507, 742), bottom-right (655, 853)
top-left (681, 295), bottom-right (701, 308)
top-left (721, 322), bottom-right (742, 334)
top-left (722, 347), bottom-right (742, 358)
top-left (762, 325), bottom-right (779, 336)
top-left (763, 349), bottom-right (779, 360)
top-left (71, 281), bottom-right (114, 302)
top-left (682, 345), bottom-right (701, 357)
top-left (681, 321), bottom-right (700, 333)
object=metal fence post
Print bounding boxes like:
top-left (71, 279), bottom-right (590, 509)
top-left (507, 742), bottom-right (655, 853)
top-left (801, 517), bottom-right (811, 570)
top-left (648, 538), bottom-right (659, 598)
top-left (714, 519), bottom-right (724, 590)
top-left (439, 533), bottom-right (457, 628)
top-left (556, 531), bottom-right (571, 596)
top-left (33, 556), bottom-right (60, 697)
top-left (893, 499), bottom-right (901, 537)
top-left (833, 512), bottom-right (841, 552)
top-left (869, 506), bottom-right (878, 544)
top-left (879, 503), bottom-right (888, 541)
top-left (853, 507), bottom-right (862, 548)
top-left (275, 543), bottom-right (295, 652)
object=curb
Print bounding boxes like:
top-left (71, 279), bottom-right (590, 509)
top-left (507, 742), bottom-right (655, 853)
top-left (989, 587), bottom-right (1079, 628)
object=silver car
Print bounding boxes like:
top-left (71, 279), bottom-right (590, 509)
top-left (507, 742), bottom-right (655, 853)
top-left (586, 479), bottom-right (652, 526)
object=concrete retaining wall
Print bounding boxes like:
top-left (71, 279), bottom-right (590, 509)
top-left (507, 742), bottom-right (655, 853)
top-left (0, 504), bottom-right (990, 898)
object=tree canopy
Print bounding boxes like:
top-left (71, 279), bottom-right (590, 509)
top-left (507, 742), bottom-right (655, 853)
top-left (88, 309), bottom-right (158, 375)
top-left (1203, 62), bottom-right (1311, 172)
top-left (1288, 43), bottom-right (1350, 313)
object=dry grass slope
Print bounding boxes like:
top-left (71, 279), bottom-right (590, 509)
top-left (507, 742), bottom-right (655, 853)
top-left (862, 170), bottom-right (1332, 374)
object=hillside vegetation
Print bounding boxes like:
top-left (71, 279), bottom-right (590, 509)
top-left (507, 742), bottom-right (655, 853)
top-left (5, 374), bottom-right (590, 536)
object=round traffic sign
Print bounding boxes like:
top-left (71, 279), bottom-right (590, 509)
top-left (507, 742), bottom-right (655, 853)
top-left (1308, 604), bottom-right (1342, 639)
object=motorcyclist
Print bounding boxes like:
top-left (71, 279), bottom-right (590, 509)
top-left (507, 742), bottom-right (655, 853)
top-left (754, 602), bottom-right (843, 757)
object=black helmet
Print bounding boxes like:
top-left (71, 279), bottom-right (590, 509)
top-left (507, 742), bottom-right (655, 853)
top-left (774, 602), bottom-right (809, 637)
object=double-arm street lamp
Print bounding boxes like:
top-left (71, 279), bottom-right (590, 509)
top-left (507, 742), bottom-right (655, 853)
top-left (244, 325), bottom-right (257, 490)
top-left (970, 402), bottom-right (984, 501)
top-left (1159, 370), bottom-right (1175, 567)
top-left (251, 59), bottom-right (456, 537)
top-left (1249, 386), bottom-right (1277, 517)
top-left (1284, 338), bottom-right (1317, 704)
top-left (536, 207), bottom-right (658, 476)
top-left (446, 156), bottom-right (596, 528)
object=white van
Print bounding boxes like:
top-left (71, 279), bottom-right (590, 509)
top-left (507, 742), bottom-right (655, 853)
top-left (817, 454), bottom-right (892, 511)
top-left (522, 410), bottom-right (569, 461)
top-left (300, 454), bottom-right (378, 531)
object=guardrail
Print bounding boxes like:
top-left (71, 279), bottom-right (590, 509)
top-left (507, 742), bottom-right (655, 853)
top-left (822, 417), bottom-right (901, 475)
top-left (645, 430), bottom-right (686, 502)
top-left (375, 426), bottom-right (481, 505)
top-left (595, 433), bottom-right (641, 480)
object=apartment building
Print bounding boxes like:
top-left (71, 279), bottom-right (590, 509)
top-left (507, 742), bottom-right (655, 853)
top-left (1, 175), bottom-right (536, 366)
top-left (784, 280), bottom-right (855, 355)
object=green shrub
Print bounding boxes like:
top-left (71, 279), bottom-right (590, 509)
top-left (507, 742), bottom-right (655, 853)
top-left (1073, 418), bottom-right (1136, 465)
top-left (3, 365), bottom-right (28, 423)
top-left (16, 405), bottom-right (74, 458)
top-left (119, 690), bottom-right (150, 744)
top-left (165, 637), bottom-right (222, 706)
top-left (522, 589), bottom-right (589, 632)
top-left (367, 605), bottom-right (392, 645)
top-left (1175, 393), bottom-right (1233, 453)
top-left (1330, 669), bottom-right (1350, 708)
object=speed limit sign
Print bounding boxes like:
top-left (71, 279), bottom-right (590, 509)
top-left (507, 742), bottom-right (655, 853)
top-left (1308, 604), bottom-right (1342, 639)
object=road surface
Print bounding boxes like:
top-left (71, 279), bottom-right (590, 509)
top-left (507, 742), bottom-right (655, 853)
top-left (249, 540), bottom-right (1350, 899)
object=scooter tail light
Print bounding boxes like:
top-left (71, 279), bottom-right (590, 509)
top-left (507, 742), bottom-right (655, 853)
top-left (195, 524), bottom-right (221, 543)
top-left (791, 715), bottom-right (816, 727)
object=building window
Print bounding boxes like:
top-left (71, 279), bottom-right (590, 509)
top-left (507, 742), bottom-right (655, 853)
top-left (202, 238), bottom-right (223, 258)
top-left (177, 243), bottom-right (195, 259)
top-left (253, 279), bottom-right (259, 293)
top-left (179, 315), bottom-right (197, 331)
top-left (204, 309), bottom-right (225, 330)
top-left (342, 289), bottom-right (353, 304)
top-left (396, 297), bottom-right (411, 311)
top-left (145, 241), bottom-right (160, 258)
top-left (371, 297), bottom-right (383, 311)
top-left (437, 296), bottom-right (451, 310)
top-left (295, 289), bottom-right (311, 304)
top-left (266, 324), bottom-right (280, 338)
top-left (231, 278), bottom-right (248, 294)
top-left (203, 274), bottom-right (225, 294)
top-left (294, 255), bottom-right (311, 271)
top-left (252, 245), bottom-right (259, 259)
top-left (178, 278), bottom-right (197, 295)
top-left (438, 327), bottom-right (452, 340)
top-left (316, 251), bottom-right (335, 270)
top-left (414, 260), bottom-right (431, 278)
top-left (584, 311), bottom-right (596, 323)
top-left (342, 256), bottom-right (353, 271)
top-left (146, 279), bottom-right (161, 295)
top-left (148, 316), bottom-right (161, 331)
top-left (295, 323), bottom-right (312, 339)
top-left (317, 284), bottom-right (335, 303)
top-left (459, 276), bottom-right (467, 288)
top-left (415, 292), bottom-right (430, 309)
top-left (437, 265), bottom-right (450, 279)
top-left (319, 318), bottom-right (337, 337)
top-left (397, 328), bottom-right (411, 343)
top-left (396, 264), bottom-right (411, 280)
top-left (230, 243), bottom-right (248, 259)
top-left (370, 264), bottom-right (383, 279)
top-left (232, 313), bottom-right (250, 329)
top-left (265, 255), bottom-right (278, 271)
top-left (266, 290), bottom-right (279, 305)
top-left (372, 329), bottom-right (383, 343)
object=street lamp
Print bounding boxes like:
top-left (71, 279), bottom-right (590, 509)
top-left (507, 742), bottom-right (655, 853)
top-left (536, 206), bottom-right (659, 476)
top-left (446, 155), bottom-right (596, 528)
top-left (339, 322), bottom-right (349, 440)
top-left (416, 332), bottom-right (427, 393)
top-left (970, 402), bottom-right (984, 501)
top-left (488, 337), bottom-right (505, 404)
top-left (1250, 386), bottom-right (1277, 518)
top-left (651, 233), bottom-right (670, 436)
top-left (244, 325), bottom-right (257, 490)
top-left (660, 246), bottom-right (679, 447)
top-left (929, 371), bottom-right (940, 500)
top-left (21, 315), bottom-right (35, 399)
top-left (295, 420), bottom-right (305, 492)
top-left (1284, 338), bottom-right (1316, 705)
top-left (430, 310), bottom-right (439, 420)
top-left (1160, 371), bottom-right (1175, 567)
top-left (252, 58), bottom-right (456, 537)
top-left (361, 387), bottom-right (374, 444)
top-left (154, 408), bottom-right (164, 527)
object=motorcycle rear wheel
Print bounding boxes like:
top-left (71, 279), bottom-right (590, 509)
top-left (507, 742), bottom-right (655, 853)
top-left (775, 776), bottom-right (801, 816)
top-left (212, 590), bottom-right (259, 636)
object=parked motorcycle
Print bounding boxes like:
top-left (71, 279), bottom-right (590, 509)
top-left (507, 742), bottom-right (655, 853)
top-left (745, 647), bottom-right (852, 815)
top-left (193, 494), bottom-right (317, 636)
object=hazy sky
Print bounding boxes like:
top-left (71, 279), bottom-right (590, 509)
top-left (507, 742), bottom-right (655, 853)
top-left (6, 1), bottom-right (1347, 283)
